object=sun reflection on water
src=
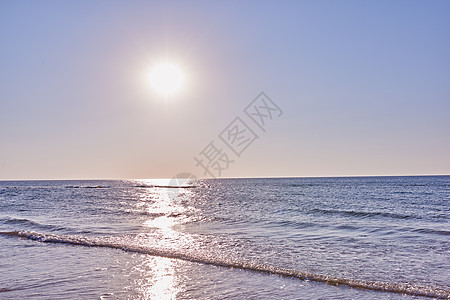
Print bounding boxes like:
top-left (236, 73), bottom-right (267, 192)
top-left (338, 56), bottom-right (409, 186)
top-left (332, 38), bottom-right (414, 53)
top-left (130, 179), bottom-right (198, 299)
top-left (134, 256), bottom-right (179, 300)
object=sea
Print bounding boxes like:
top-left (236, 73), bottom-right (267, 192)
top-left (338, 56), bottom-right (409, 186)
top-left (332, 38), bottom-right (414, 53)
top-left (0, 176), bottom-right (449, 299)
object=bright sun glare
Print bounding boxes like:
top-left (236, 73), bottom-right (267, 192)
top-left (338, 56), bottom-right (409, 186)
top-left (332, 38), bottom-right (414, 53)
top-left (149, 62), bottom-right (184, 97)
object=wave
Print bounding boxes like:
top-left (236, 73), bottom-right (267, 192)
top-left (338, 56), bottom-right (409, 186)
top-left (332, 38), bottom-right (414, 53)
top-left (0, 217), bottom-right (68, 232)
top-left (65, 185), bottom-right (110, 189)
top-left (1, 230), bottom-right (448, 299)
top-left (310, 208), bottom-right (416, 220)
top-left (412, 228), bottom-right (450, 236)
top-left (134, 185), bottom-right (196, 189)
top-left (0, 185), bottom-right (111, 190)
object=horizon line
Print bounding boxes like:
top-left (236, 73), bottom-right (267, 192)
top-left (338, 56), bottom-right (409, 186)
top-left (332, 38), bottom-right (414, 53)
top-left (0, 173), bottom-right (449, 182)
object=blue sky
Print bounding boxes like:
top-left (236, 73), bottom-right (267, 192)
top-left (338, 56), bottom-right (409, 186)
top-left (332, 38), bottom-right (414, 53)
top-left (1, 0), bottom-right (449, 179)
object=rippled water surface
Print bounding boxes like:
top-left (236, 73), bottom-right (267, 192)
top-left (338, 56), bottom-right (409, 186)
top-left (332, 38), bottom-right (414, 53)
top-left (0, 176), bottom-right (449, 299)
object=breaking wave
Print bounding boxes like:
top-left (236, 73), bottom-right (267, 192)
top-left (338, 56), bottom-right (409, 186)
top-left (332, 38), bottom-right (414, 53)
top-left (1, 230), bottom-right (449, 299)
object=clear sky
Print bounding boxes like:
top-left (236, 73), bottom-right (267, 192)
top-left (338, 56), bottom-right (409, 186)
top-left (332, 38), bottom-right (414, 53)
top-left (1, 0), bottom-right (449, 180)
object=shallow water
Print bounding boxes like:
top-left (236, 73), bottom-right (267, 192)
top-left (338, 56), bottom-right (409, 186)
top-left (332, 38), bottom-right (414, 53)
top-left (0, 176), bottom-right (449, 299)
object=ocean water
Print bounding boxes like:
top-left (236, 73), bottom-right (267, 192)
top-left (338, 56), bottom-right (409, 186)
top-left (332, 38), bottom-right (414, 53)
top-left (0, 176), bottom-right (449, 299)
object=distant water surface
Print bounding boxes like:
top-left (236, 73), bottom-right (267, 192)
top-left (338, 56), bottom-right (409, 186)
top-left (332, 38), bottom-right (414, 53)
top-left (0, 176), bottom-right (449, 299)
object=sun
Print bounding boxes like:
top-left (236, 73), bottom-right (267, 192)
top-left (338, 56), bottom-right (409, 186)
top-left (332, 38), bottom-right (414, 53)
top-left (148, 62), bottom-right (185, 97)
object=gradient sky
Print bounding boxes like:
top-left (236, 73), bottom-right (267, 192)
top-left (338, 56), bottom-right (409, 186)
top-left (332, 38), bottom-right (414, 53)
top-left (1, 0), bottom-right (449, 180)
